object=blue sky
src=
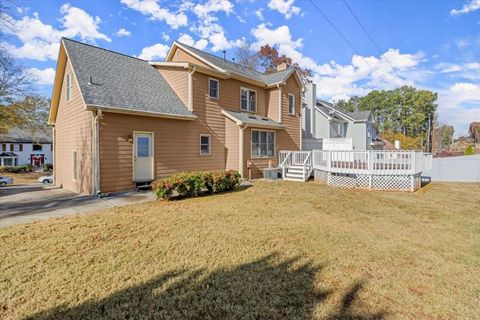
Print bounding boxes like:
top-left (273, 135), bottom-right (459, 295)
top-left (1, 0), bottom-right (479, 136)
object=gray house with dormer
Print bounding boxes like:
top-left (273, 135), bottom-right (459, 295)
top-left (302, 82), bottom-right (383, 151)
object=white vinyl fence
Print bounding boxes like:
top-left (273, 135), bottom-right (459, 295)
top-left (423, 154), bottom-right (480, 182)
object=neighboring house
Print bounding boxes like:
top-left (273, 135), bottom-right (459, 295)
top-left (49, 38), bottom-right (303, 194)
top-left (0, 127), bottom-right (52, 167)
top-left (302, 82), bottom-right (382, 151)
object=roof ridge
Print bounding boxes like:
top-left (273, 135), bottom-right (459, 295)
top-left (62, 37), bottom-right (147, 62)
top-left (176, 41), bottom-right (295, 77)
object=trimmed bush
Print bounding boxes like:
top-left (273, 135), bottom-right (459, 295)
top-left (465, 145), bottom-right (474, 156)
top-left (152, 170), bottom-right (241, 200)
top-left (43, 163), bottom-right (53, 172)
top-left (0, 164), bottom-right (32, 173)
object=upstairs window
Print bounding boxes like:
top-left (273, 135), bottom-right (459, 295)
top-left (10, 144), bottom-right (14, 151)
top-left (33, 144), bottom-right (42, 151)
top-left (251, 130), bottom-right (274, 158)
top-left (19, 144), bottom-right (23, 152)
top-left (209, 78), bottom-right (219, 99)
top-left (1, 144), bottom-right (5, 152)
top-left (240, 88), bottom-right (256, 112)
top-left (199, 134), bottom-right (211, 155)
top-left (66, 72), bottom-right (73, 101)
top-left (288, 94), bottom-right (295, 115)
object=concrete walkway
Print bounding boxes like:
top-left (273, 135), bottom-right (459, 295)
top-left (0, 184), bottom-right (155, 228)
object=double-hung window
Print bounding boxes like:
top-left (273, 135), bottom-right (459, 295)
top-left (66, 72), bottom-right (73, 101)
top-left (251, 130), bottom-right (274, 158)
top-left (288, 94), bottom-right (295, 115)
top-left (200, 134), bottom-right (211, 155)
top-left (209, 78), bottom-right (219, 99)
top-left (240, 88), bottom-right (256, 112)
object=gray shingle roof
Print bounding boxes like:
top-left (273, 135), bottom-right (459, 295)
top-left (0, 127), bottom-right (52, 143)
top-left (316, 99), bottom-right (371, 122)
top-left (222, 109), bottom-right (285, 129)
top-left (176, 42), bottom-right (296, 85)
top-left (62, 38), bottom-right (193, 117)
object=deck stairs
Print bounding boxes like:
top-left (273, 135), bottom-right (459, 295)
top-left (279, 151), bottom-right (313, 182)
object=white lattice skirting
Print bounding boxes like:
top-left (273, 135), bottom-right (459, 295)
top-left (325, 172), bottom-right (422, 192)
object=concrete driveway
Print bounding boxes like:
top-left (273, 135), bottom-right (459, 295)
top-left (0, 183), bottom-right (155, 228)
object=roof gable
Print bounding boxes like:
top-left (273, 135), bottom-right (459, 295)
top-left (316, 99), bottom-right (371, 122)
top-left (50, 38), bottom-right (193, 124)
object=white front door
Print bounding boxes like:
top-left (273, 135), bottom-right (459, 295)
top-left (133, 132), bottom-right (154, 182)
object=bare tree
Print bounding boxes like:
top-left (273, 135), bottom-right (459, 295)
top-left (0, 1), bottom-right (31, 104)
top-left (235, 42), bottom-right (259, 71)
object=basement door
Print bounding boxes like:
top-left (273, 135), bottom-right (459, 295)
top-left (133, 132), bottom-right (154, 182)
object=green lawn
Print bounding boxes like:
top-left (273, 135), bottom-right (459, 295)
top-left (1, 181), bottom-right (479, 319)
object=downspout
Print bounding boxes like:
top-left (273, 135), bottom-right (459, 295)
top-left (52, 125), bottom-right (55, 185)
top-left (188, 66), bottom-right (197, 111)
top-left (93, 109), bottom-right (103, 195)
top-left (277, 84), bottom-right (282, 123)
top-left (239, 124), bottom-right (248, 179)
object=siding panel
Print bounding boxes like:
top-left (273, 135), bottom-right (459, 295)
top-left (54, 59), bottom-right (93, 194)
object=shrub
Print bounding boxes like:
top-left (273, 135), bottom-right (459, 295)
top-left (152, 170), bottom-right (241, 200)
top-left (43, 163), bottom-right (53, 172)
top-left (465, 145), bottom-right (474, 155)
top-left (0, 164), bottom-right (33, 173)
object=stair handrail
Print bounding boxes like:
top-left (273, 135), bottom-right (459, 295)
top-left (302, 152), bottom-right (312, 180)
top-left (280, 151), bottom-right (292, 179)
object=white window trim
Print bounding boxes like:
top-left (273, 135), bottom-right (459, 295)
top-left (66, 72), bottom-right (73, 102)
top-left (288, 93), bottom-right (295, 115)
top-left (251, 129), bottom-right (275, 159)
top-left (240, 87), bottom-right (257, 113)
top-left (208, 78), bottom-right (219, 99)
top-left (199, 134), bottom-right (211, 156)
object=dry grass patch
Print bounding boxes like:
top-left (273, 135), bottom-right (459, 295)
top-left (1, 181), bottom-right (479, 319)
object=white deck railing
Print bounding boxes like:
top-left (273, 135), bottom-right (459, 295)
top-left (312, 150), bottom-right (429, 175)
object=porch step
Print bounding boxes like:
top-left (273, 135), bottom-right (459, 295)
top-left (285, 172), bottom-right (306, 181)
top-left (287, 168), bottom-right (304, 174)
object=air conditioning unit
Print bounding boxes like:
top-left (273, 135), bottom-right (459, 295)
top-left (263, 168), bottom-right (280, 180)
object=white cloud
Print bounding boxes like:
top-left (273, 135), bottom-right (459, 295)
top-left (120, 0), bottom-right (187, 29)
top-left (1, 4), bottom-right (110, 61)
top-left (268, 0), bottom-right (300, 19)
top-left (437, 83), bottom-right (480, 136)
top-left (178, 34), bottom-right (208, 50)
top-left (161, 32), bottom-right (170, 42)
top-left (450, 0), bottom-right (480, 16)
top-left (434, 62), bottom-right (480, 80)
top-left (255, 9), bottom-right (264, 20)
top-left (115, 28), bottom-right (131, 37)
top-left (188, 0), bottom-right (237, 52)
top-left (192, 0), bottom-right (233, 18)
top-left (27, 67), bottom-right (55, 85)
top-left (138, 43), bottom-right (169, 60)
top-left (60, 4), bottom-right (111, 42)
top-left (250, 23), bottom-right (302, 51)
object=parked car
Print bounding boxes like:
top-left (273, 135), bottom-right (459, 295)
top-left (37, 175), bottom-right (54, 184)
top-left (0, 176), bottom-right (14, 187)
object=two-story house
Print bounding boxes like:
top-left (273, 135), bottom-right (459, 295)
top-left (0, 127), bottom-right (52, 168)
top-left (48, 38), bottom-right (303, 194)
top-left (302, 82), bottom-right (383, 151)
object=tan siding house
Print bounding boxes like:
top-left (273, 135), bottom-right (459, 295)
top-left (49, 38), bottom-right (303, 194)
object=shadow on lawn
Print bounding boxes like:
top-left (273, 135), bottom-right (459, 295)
top-left (25, 254), bottom-right (385, 320)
